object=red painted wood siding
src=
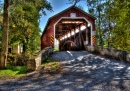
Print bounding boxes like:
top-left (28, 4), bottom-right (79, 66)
top-left (41, 7), bottom-right (95, 50)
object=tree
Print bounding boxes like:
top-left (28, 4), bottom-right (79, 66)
top-left (68, 0), bottom-right (81, 6)
top-left (68, 0), bottom-right (130, 51)
top-left (67, 0), bottom-right (85, 10)
top-left (0, 0), bottom-right (10, 69)
top-left (110, 0), bottom-right (130, 50)
top-left (0, 0), bottom-right (52, 69)
top-left (9, 0), bottom-right (52, 55)
top-left (0, 8), bottom-right (2, 43)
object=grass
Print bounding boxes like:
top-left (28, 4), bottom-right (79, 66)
top-left (42, 57), bottom-right (61, 71)
top-left (0, 64), bottom-right (27, 79)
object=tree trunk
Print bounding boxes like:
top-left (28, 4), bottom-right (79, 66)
top-left (0, 0), bottom-right (10, 69)
top-left (22, 37), bottom-right (29, 54)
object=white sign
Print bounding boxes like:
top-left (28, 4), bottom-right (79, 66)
top-left (70, 13), bottom-right (76, 18)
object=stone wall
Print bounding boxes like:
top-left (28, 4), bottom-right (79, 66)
top-left (85, 46), bottom-right (130, 62)
top-left (27, 47), bottom-right (53, 71)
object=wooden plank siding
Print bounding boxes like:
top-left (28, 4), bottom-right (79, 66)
top-left (41, 6), bottom-right (96, 50)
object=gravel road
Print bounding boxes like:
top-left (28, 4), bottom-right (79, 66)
top-left (0, 51), bottom-right (130, 91)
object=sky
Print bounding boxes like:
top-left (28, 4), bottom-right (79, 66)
top-left (0, 0), bottom-right (87, 31)
top-left (39, 0), bottom-right (88, 31)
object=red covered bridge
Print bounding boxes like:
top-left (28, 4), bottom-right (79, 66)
top-left (41, 6), bottom-right (96, 51)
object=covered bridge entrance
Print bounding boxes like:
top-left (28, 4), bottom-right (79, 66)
top-left (41, 6), bottom-right (96, 51)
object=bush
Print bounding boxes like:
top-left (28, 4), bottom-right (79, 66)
top-left (7, 54), bottom-right (28, 66)
top-left (6, 64), bottom-right (27, 74)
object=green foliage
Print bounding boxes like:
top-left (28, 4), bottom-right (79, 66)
top-left (71, 0), bottom-right (130, 51)
top-left (6, 64), bottom-right (27, 74)
top-left (43, 57), bottom-right (60, 71)
top-left (9, 0), bottom-right (52, 56)
top-left (0, 64), bottom-right (27, 78)
top-left (109, 0), bottom-right (130, 50)
top-left (33, 0), bottom-right (53, 15)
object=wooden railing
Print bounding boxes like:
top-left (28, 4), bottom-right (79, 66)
top-left (27, 47), bottom-right (53, 71)
top-left (85, 46), bottom-right (130, 62)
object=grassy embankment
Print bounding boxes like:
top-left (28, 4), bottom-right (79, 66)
top-left (0, 64), bottom-right (27, 79)
top-left (42, 57), bottom-right (61, 72)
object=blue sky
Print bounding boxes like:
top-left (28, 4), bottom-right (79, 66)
top-left (39, 0), bottom-right (88, 31)
top-left (1, 0), bottom-right (87, 31)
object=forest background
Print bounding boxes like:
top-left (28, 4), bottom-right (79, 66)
top-left (0, 0), bottom-right (130, 69)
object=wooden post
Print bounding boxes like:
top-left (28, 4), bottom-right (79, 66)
top-left (78, 25), bottom-right (82, 50)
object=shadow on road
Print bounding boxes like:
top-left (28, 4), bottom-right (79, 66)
top-left (0, 51), bottom-right (130, 91)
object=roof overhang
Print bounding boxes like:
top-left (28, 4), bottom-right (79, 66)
top-left (55, 18), bottom-right (88, 40)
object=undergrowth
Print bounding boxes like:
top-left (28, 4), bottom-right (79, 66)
top-left (0, 64), bottom-right (27, 79)
top-left (42, 57), bottom-right (61, 72)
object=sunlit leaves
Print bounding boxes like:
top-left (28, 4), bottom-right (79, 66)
top-left (68, 0), bottom-right (130, 51)
top-left (34, 0), bottom-right (53, 15)
top-left (111, 0), bottom-right (130, 50)
top-left (9, 0), bottom-right (52, 55)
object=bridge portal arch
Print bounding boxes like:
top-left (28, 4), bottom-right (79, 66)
top-left (54, 17), bottom-right (92, 51)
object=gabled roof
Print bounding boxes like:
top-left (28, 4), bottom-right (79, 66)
top-left (49, 5), bottom-right (96, 20)
top-left (42, 5), bottom-right (96, 36)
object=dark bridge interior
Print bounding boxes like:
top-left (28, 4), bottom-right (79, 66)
top-left (55, 18), bottom-right (91, 51)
